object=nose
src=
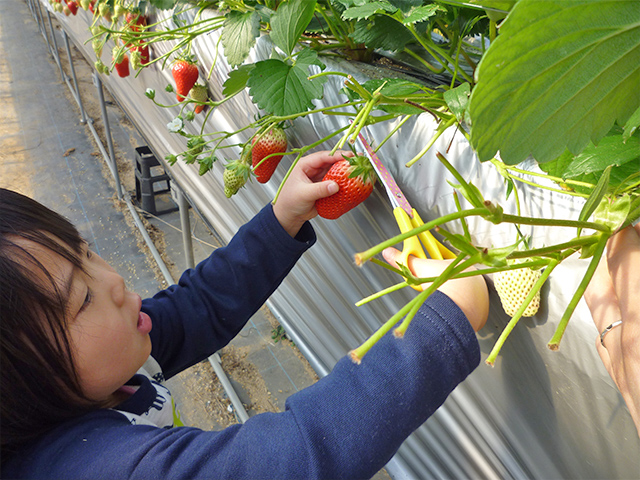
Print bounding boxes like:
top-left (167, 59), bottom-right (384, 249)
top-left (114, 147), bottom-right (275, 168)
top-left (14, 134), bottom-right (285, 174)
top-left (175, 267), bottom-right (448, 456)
top-left (107, 270), bottom-right (127, 307)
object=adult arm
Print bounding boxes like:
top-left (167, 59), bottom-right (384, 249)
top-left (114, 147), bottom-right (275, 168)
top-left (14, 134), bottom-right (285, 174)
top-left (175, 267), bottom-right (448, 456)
top-left (584, 224), bottom-right (640, 435)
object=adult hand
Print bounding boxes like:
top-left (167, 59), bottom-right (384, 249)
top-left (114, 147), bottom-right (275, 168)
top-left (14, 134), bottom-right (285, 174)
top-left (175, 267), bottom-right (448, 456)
top-left (584, 224), bottom-right (640, 436)
top-left (273, 150), bottom-right (352, 237)
top-left (382, 248), bottom-right (489, 332)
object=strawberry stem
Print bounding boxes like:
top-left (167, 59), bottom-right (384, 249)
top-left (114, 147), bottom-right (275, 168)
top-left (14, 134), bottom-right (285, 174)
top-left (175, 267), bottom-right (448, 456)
top-left (547, 234), bottom-right (609, 350)
top-left (393, 253), bottom-right (473, 337)
top-left (486, 259), bottom-right (558, 366)
top-left (354, 208), bottom-right (490, 265)
top-left (349, 296), bottom-right (420, 363)
top-left (405, 117), bottom-right (456, 167)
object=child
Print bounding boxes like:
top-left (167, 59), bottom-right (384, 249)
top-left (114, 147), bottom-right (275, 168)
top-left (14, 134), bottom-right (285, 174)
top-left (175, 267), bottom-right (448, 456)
top-left (1, 150), bottom-right (488, 479)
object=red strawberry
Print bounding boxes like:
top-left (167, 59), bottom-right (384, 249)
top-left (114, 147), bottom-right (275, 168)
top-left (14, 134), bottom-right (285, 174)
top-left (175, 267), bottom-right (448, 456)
top-left (66, 0), bottom-right (78, 15)
top-left (172, 58), bottom-right (199, 102)
top-left (251, 127), bottom-right (287, 183)
top-left (138, 43), bottom-right (150, 65)
top-left (125, 11), bottom-right (147, 31)
top-left (315, 155), bottom-right (376, 219)
top-left (88, 0), bottom-right (95, 13)
top-left (113, 50), bottom-right (130, 78)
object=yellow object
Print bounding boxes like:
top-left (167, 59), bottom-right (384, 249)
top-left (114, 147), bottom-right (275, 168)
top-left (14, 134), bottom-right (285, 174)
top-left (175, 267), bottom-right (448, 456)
top-left (393, 207), bottom-right (456, 290)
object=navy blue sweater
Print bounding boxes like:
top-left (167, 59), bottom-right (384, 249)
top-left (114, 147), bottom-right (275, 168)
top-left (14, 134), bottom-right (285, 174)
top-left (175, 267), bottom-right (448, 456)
top-left (4, 204), bottom-right (480, 479)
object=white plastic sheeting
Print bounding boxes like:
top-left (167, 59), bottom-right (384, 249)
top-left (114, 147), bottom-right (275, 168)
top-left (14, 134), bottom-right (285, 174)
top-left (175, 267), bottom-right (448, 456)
top-left (48, 5), bottom-right (639, 478)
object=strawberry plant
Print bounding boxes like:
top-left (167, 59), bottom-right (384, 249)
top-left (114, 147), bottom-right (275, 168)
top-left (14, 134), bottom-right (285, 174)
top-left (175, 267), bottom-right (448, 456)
top-left (62, 0), bottom-right (639, 365)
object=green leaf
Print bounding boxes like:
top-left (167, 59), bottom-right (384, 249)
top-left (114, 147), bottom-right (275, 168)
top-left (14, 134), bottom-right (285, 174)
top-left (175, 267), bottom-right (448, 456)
top-left (469, 0), bottom-right (640, 165)
top-left (223, 64), bottom-right (255, 97)
top-left (221, 11), bottom-right (261, 67)
top-left (403, 5), bottom-right (441, 25)
top-left (147, 0), bottom-right (175, 10)
top-left (593, 194), bottom-right (631, 232)
top-left (622, 105), bottom-right (640, 142)
top-left (577, 165), bottom-right (611, 235)
top-left (443, 82), bottom-right (470, 123)
top-left (562, 133), bottom-right (640, 178)
top-left (247, 59), bottom-right (325, 116)
top-left (389, 0), bottom-right (422, 11)
top-left (350, 16), bottom-right (413, 52)
top-left (294, 47), bottom-right (326, 71)
top-left (342, 1), bottom-right (396, 20)
top-left (270, 0), bottom-right (317, 56)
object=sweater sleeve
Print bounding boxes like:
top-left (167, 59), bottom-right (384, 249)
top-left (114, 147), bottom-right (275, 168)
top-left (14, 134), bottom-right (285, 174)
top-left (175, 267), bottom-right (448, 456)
top-left (145, 203), bottom-right (315, 379)
top-left (8, 290), bottom-right (479, 480)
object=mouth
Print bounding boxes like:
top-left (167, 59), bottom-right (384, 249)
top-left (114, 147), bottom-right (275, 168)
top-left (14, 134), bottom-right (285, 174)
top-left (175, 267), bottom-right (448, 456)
top-left (135, 295), bottom-right (152, 334)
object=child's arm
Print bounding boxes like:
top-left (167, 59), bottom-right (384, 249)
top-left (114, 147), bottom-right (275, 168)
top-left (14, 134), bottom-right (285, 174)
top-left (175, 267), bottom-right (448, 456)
top-left (145, 151), bottom-right (350, 379)
top-left (14, 288), bottom-right (482, 480)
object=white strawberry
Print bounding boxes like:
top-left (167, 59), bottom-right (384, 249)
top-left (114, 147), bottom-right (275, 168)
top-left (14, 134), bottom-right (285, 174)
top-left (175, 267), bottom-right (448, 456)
top-left (493, 266), bottom-right (542, 317)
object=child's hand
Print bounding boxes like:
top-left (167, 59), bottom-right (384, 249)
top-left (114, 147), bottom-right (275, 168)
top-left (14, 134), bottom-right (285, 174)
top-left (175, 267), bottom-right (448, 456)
top-left (273, 150), bottom-right (353, 237)
top-left (383, 248), bottom-right (489, 332)
top-left (584, 224), bottom-right (640, 436)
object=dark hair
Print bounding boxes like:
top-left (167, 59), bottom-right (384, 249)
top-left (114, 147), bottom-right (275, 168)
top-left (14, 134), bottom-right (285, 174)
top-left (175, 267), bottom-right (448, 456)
top-left (0, 189), bottom-right (100, 461)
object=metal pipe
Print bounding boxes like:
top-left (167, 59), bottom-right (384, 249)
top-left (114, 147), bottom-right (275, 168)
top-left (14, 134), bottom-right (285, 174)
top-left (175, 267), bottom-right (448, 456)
top-left (46, 11), bottom-right (65, 80)
top-left (93, 72), bottom-right (124, 199)
top-left (208, 353), bottom-right (250, 423)
top-left (176, 186), bottom-right (195, 269)
top-left (62, 30), bottom-right (87, 124)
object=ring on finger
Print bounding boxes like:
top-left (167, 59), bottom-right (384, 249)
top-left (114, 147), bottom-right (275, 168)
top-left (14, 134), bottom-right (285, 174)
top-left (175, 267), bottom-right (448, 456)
top-left (600, 320), bottom-right (622, 347)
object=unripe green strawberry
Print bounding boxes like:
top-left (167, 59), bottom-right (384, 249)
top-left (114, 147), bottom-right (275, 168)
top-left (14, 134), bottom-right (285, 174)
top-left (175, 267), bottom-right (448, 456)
top-left (251, 127), bottom-right (287, 183)
top-left (189, 84), bottom-right (208, 114)
top-left (493, 267), bottom-right (542, 317)
top-left (130, 48), bottom-right (142, 70)
top-left (223, 160), bottom-right (251, 198)
top-left (80, 0), bottom-right (90, 10)
top-left (98, 3), bottom-right (112, 22)
top-left (315, 155), bottom-right (376, 219)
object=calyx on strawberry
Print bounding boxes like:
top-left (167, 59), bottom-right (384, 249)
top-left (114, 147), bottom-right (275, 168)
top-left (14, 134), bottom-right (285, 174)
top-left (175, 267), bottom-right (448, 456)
top-left (171, 57), bottom-right (199, 102)
top-left (315, 155), bottom-right (376, 220)
top-left (223, 158), bottom-right (251, 198)
top-left (251, 126), bottom-right (287, 183)
top-left (493, 265), bottom-right (542, 317)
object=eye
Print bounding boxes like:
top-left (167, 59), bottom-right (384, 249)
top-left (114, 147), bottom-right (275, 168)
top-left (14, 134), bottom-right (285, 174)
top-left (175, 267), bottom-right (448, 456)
top-left (79, 288), bottom-right (93, 313)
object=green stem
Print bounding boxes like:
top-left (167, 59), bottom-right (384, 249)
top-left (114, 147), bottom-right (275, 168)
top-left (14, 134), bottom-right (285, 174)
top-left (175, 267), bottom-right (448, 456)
top-left (486, 259), bottom-right (559, 366)
top-left (547, 234), bottom-right (610, 350)
top-left (499, 213), bottom-right (611, 233)
top-left (355, 282), bottom-right (408, 307)
top-left (394, 253), bottom-right (473, 337)
top-left (272, 125), bottom-right (351, 204)
top-left (355, 208), bottom-right (489, 265)
top-left (373, 115), bottom-right (412, 153)
top-left (507, 235), bottom-right (600, 259)
top-left (405, 117), bottom-right (456, 167)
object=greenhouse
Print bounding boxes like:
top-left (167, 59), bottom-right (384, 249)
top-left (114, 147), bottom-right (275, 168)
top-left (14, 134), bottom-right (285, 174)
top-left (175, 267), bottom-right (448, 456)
top-left (1, 0), bottom-right (639, 478)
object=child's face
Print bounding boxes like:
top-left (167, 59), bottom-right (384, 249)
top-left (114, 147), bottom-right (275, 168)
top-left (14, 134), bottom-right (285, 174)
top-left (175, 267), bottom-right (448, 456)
top-left (24, 239), bottom-right (153, 403)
